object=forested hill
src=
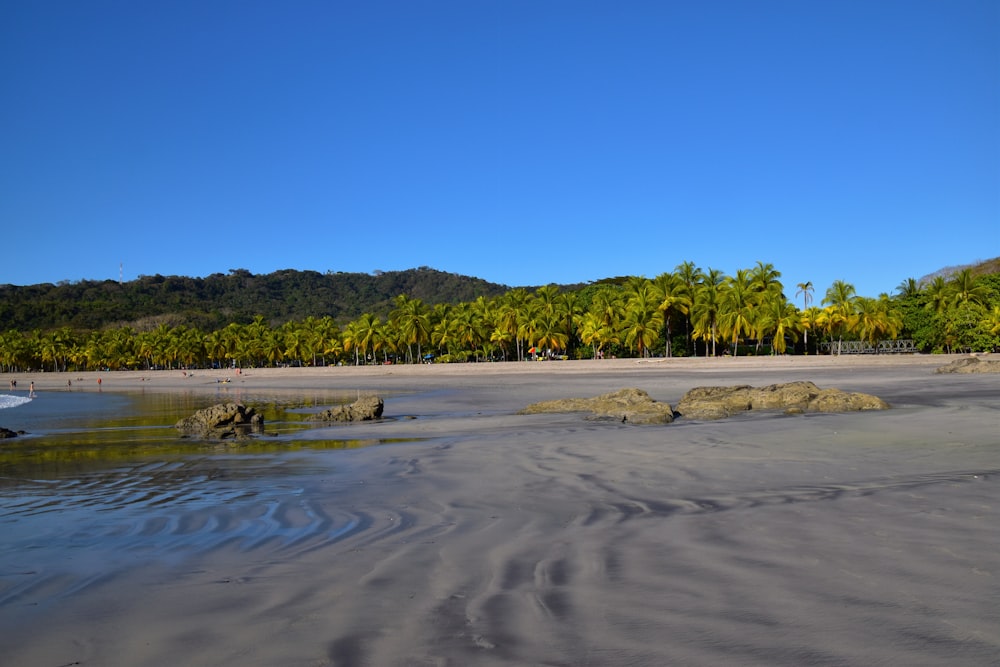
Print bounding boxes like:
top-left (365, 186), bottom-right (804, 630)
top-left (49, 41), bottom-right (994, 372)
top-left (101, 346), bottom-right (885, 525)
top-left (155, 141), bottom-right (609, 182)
top-left (0, 268), bottom-right (514, 332)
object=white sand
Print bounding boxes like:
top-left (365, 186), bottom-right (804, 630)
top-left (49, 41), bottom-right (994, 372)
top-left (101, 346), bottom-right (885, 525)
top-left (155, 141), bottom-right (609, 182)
top-left (1, 355), bottom-right (998, 666)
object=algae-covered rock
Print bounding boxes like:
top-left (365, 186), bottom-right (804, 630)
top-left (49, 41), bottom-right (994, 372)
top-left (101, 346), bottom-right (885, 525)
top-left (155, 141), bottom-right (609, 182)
top-left (312, 395), bottom-right (384, 422)
top-left (935, 356), bottom-right (1000, 374)
top-left (520, 388), bottom-right (675, 424)
top-left (176, 403), bottom-right (264, 438)
top-left (676, 382), bottom-right (888, 420)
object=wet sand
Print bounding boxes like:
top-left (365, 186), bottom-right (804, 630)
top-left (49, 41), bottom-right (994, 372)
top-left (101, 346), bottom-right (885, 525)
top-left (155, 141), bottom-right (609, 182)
top-left (1, 355), bottom-right (998, 666)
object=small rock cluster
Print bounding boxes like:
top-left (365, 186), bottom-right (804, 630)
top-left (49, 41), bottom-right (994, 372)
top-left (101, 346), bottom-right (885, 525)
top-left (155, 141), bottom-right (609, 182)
top-left (674, 381), bottom-right (888, 420)
top-left (521, 381), bottom-right (889, 423)
top-left (175, 403), bottom-right (264, 439)
top-left (311, 395), bottom-right (384, 422)
top-left (935, 356), bottom-right (1000, 374)
top-left (519, 388), bottom-right (675, 424)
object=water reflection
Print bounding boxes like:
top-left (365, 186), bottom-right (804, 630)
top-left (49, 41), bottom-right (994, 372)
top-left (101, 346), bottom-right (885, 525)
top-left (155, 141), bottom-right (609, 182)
top-left (0, 389), bottom-right (400, 479)
top-left (0, 391), bottom-right (417, 605)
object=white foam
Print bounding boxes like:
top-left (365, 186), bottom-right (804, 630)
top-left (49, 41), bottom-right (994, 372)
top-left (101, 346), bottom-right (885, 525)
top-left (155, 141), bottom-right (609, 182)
top-left (0, 394), bottom-right (32, 409)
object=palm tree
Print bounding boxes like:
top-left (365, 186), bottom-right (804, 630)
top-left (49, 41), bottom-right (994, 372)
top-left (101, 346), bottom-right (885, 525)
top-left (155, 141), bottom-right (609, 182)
top-left (799, 306), bottom-right (824, 355)
top-left (355, 313), bottom-right (382, 365)
top-left (949, 269), bottom-right (989, 307)
top-left (533, 311), bottom-right (569, 356)
top-left (757, 297), bottom-right (801, 354)
top-left (720, 269), bottom-right (756, 356)
top-left (795, 281), bottom-right (814, 353)
top-left (517, 298), bottom-right (544, 359)
top-left (750, 261), bottom-right (783, 300)
top-left (822, 280), bottom-right (858, 355)
top-left (983, 306), bottom-right (1000, 338)
top-left (622, 278), bottom-right (663, 357)
top-left (390, 295), bottom-right (432, 363)
top-left (451, 302), bottom-right (488, 360)
top-left (924, 276), bottom-right (952, 315)
top-left (895, 277), bottom-right (920, 299)
top-left (653, 272), bottom-right (690, 357)
top-left (497, 289), bottom-right (530, 361)
top-left (675, 261), bottom-right (703, 355)
top-left (343, 314), bottom-right (379, 365)
top-left (555, 291), bottom-right (581, 356)
top-left (854, 297), bottom-right (898, 350)
top-left (691, 268), bottom-right (724, 356)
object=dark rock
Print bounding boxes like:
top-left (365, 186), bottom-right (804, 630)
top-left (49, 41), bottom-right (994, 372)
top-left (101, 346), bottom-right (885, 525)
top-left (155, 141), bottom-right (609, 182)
top-left (175, 403), bottom-right (264, 438)
top-left (0, 427), bottom-right (18, 439)
top-left (312, 395), bottom-right (384, 422)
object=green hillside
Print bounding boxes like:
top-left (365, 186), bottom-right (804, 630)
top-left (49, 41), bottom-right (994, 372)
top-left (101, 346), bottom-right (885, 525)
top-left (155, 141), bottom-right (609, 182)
top-left (0, 267), bottom-right (514, 332)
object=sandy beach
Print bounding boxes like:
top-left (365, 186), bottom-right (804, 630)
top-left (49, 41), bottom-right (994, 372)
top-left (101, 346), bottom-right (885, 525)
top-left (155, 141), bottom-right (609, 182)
top-left (1, 355), bottom-right (998, 666)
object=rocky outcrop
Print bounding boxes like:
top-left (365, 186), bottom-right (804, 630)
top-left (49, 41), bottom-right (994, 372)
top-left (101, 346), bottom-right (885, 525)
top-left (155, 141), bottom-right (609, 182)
top-left (311, 395), bottom-right (384, 422)
top-left (175, 403), bottom-right (264, 438)
top-left (675, 381), bottom-right (889, 419)
top-left (0, 427), bottom-right (20, 439)
top-left (519, 388), bottom-right (675, 424)
top-left (935, 356), bottom-right (1000, 374)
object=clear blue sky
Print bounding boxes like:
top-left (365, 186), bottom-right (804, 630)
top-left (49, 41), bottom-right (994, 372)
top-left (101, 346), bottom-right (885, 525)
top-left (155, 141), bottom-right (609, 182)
top-left (2, 1), bottom-right (997, 299)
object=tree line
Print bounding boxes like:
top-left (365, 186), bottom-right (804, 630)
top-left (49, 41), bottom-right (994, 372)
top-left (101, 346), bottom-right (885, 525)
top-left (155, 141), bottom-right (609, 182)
top-left (1, 262), bottom-right (998, 372)
top-left (0, 267), bottom-right (512, 332)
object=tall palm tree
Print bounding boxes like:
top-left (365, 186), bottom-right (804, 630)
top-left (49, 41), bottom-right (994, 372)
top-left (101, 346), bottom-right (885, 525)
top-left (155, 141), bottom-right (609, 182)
top-left (577, 311), bottom-right (615, 359)
top-left (799, 306), bottom-right (824, 356)
top-left (720, 269), bottom-right (756, 356)
top-left (653, 272), bottom-right (690, 357)
top-left (555, 291), bottom-right (581, 356)
top-left (534, 311), bottom-right (570, 356)
top-left (757, 297), bottom-right (801, 354)
top-left (498, 289), bottom-right (530, 361)
top-left (795, 281), bottom-right (814, 353)
top-left (390, 295), bottom-right (432, 363)
top-left (622, 278), bottom-right (663, 357)
top-left (854, 297), bottom-right (890, 350)
top-left (691, 268), bottom-right (724, 356)
top-left (675, 261), bottom-right (703, 355)
top-left (749, 261), bottom-right (783, 301)
top-left (822, 280), bottom-right (858, 355)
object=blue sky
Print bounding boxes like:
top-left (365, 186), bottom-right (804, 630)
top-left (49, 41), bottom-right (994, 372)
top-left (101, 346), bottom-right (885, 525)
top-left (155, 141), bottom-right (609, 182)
top-left (2, 1), bottom-right (997, 299)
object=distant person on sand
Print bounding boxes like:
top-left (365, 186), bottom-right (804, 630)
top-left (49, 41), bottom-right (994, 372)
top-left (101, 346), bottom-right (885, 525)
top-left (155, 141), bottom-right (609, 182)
top-left (29, 381), bottom-right (35, 397)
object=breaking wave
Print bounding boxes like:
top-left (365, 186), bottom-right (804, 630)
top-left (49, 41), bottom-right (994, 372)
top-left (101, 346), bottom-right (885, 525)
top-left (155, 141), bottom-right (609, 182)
top-left (0, 394), bottom-right (32, 410)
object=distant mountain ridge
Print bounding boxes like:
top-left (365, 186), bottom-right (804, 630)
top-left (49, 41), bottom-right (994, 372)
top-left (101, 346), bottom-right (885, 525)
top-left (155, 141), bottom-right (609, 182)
top-left (917, 256), bottom-right (1000, 286)
top-left (0, 267), bottom-right (518, 332)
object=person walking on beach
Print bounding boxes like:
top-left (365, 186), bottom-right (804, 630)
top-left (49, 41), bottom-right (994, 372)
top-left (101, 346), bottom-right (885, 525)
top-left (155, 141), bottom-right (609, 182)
top-left (29, 381), bottom-right (35, 397)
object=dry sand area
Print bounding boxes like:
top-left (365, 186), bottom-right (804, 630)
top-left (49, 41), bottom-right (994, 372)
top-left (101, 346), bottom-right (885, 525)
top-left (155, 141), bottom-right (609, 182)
top-left (1, 355), bottom-right (998, 666)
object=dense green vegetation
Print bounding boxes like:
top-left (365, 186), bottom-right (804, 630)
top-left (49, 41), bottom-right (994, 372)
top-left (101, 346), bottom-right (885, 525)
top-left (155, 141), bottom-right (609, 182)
top-left (1, 262), bottom-right (998, 372)
top-left (0, 267), bottom-right (512, 332)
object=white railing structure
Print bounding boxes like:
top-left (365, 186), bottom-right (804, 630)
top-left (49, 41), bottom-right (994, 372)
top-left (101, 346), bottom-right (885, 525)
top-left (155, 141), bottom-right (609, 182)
top-left (820, 339), bottom-right (918, 355)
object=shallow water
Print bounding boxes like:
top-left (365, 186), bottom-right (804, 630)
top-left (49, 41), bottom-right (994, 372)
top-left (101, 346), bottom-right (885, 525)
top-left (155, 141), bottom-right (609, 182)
top-left (1, 373), bottom-right (998, 666)
top-left (0, 390), bottom-right (405, 601)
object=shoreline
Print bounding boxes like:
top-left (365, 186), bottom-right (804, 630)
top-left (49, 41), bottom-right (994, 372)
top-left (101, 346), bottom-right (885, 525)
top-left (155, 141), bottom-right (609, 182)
top-left (0, 352), bottom-right (979, 394)
top-left (1, 353), bottom-right (998, 666)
